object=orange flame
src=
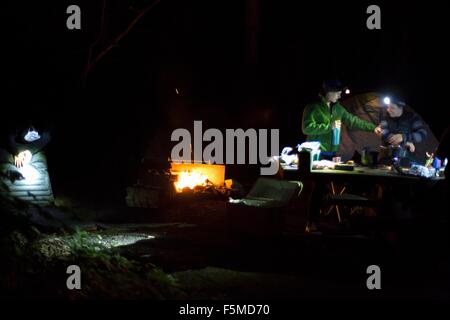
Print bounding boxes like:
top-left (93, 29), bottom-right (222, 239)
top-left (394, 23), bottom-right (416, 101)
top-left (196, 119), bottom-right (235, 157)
top-left (174, 170), bottom-right (209, 192)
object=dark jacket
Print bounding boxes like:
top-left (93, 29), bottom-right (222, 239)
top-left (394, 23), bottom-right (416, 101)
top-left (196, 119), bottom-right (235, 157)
top-left (379, 110), bottom-right (427, 165)
top-left (380, 110), bottom-right (427, 154)
top-left (7, 129), bottom-right (51, 156)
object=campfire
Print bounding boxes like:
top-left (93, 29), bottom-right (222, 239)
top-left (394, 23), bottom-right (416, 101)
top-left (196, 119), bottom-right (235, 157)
top-left (173, 169), bottom-right (210, 192)
top-left (170, 162), bottom-right (229, 194)
top-left (126, 160), bottom-right (232, 209)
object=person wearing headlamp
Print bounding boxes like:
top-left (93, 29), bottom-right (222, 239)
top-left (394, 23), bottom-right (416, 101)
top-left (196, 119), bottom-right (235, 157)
top-left (302, 79), bottom-right (382, 157)
top-left (0, 123), bottom-right (51, 172)
top-left (379, 97), bottom-right (427, 166)
top-left (302, 80), bottom-right (382, 234)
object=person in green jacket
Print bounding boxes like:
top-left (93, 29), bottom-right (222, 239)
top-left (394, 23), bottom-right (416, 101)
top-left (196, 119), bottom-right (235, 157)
top-left (302, 80), bottom-right (382, 155)
top-left (302, 80), bottom-right (381, 234)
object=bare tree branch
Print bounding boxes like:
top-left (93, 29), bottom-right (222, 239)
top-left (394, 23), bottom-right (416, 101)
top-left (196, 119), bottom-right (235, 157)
top-left (83, 0), bottom-right (107, 83)
top-left (83, 0), bottom-right (161, 83)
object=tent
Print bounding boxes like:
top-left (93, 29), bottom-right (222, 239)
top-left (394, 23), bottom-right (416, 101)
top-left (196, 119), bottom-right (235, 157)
top-left (339, 92), bottom-right (439, 164)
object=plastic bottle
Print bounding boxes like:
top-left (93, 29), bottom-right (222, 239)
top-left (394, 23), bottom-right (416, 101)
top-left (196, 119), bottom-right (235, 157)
top-left (433, 157), bottom-right (441, 177)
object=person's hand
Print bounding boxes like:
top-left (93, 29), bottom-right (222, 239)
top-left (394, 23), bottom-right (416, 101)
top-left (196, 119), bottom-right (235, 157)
top-left (388, 134), bottom-right (403, 145)
top-left (14, 150), bottom-right (32, 168)
top-left (14, 155), bottom-right (24, 168)
top-left (405, 142), bottom-right (415, 153)
top-left (332, 120), bottom-right (342, 129)
top-left (374, 126), bottom-right (382, 136)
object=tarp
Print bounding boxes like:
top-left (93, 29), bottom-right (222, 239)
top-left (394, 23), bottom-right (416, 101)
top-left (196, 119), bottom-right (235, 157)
top-left (339, 92), bottom-right (438, 164)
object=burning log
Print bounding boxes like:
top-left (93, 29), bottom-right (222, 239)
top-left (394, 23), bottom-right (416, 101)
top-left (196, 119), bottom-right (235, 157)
top-left (173, 169), bottom-right (210, 192)
top-left (170, 162), bottom-right (233, 198)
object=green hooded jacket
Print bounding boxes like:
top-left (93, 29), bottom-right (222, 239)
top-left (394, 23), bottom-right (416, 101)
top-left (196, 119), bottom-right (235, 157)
top-left (302, 95), bottom-right (376, 152)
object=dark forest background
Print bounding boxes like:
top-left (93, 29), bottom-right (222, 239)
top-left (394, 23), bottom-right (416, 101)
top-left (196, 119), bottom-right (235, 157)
top-left (2, 0), bottom-right (449, 204)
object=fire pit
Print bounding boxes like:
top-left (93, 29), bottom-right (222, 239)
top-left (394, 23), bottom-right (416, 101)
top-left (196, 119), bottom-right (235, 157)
top-left (170, 162), bottom-right (225, 192)
top-left (126, 160), bottom-right (231, 208)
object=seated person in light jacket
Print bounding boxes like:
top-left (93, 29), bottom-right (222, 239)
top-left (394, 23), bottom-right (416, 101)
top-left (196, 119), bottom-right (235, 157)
top-left (0, 124), bottom-right (51, 170)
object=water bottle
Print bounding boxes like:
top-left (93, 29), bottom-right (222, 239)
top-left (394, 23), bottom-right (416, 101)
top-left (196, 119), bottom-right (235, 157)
top-left (433, 157), bottom-right (441, 176)
top-left (332, 127), bottom-right (341, 146)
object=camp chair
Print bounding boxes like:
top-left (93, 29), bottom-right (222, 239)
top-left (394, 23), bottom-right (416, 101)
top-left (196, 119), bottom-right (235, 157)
top-left (227, 177), bottom-right (303, 237)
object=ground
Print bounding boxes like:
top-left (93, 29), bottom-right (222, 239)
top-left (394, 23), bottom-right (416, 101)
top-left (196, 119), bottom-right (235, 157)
top-left (2, 189), bottom-right (449, 301)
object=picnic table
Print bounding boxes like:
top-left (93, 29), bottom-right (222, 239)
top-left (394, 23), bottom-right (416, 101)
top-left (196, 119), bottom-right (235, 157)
top-left (280, 160), bottom-right (444, 223)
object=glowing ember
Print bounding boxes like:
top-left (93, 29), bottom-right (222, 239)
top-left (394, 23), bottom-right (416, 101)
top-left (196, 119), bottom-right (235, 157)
top-left (174, 169), bottom-right (209, 192)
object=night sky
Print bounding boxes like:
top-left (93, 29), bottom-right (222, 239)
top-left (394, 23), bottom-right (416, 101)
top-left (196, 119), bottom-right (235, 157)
top-left (2, 0), bottom-right (449, 202)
